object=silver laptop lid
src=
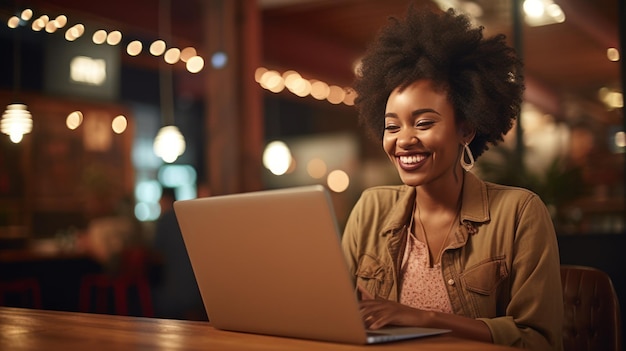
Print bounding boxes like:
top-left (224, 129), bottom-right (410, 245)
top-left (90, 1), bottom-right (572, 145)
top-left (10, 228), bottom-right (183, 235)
top-left (174, 185), bottom-right (370, 344)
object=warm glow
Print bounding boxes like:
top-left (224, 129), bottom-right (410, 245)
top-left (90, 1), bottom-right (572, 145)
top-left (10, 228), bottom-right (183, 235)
top-left (263, 141), bottom-right (292, 176)
top-left (283, 71), bottom-right (301, 90)
top-left (65, 24), bottom-right (85, 41)
top-left (524, 0), bottom-right (544, 18)
top-left (180, 47), bottom-right (197, 62)
top-left (255, 67), bottom-right (355, 106)
top-left (70, 56), bottom-right (106, 86)
top-left (327, 85), bottom-right (345, 104)
top-left (523, 0), bottom-right (565, 26)
top-left (255, 67), bottom-right (268, 82)
top-left (260, 70), bottom-right (284, 93)
top-left (1, 104), bottom-right (33, 144)
top-left (150, 40), bottom-right (166, 56)
top-left (310, 80), bottom-right (330, 100)
top-left (107, 31), bottom-right (122, 46)
top-left (546, 4), bottom-right (565, 23)
top-left (164, 48), bottom-right (181, 64)
top-left (186, 56), bottom-right (204, 73)
top-left (66, 111), bottom-right (83, 130)
top-left (616, 131), bottom-right (625, 148)
top-left (607, 48), bottom-right (620, 62)
top-left (290, 78), bottom-right (312, 97)
top-left (21, 9), bottom-right (33, 21)
top-left (92, 30), bottom-right (107, 44)
top-left (306, 158), bottom-right (327, 179)
top-left (343, 89), bottom-right (356, 106)
top-left (111, 115), bottom-right (127, 134)
top-left (327, 169), bottom-right (349, 193)
top-left (45, 20), bottom-right (57, 33)
top-left (153, 126), bottom-right (186, 163)
top-left (599, 87), bottom-right (624, 109)
top-left (54, 15), bottom-right (67, 28)
top-left (127, 40), bottom-right (143, 56)
top-left (32, 17), bottom-right (45, 31)
top-left (7, 16), bottom-right (20, 28)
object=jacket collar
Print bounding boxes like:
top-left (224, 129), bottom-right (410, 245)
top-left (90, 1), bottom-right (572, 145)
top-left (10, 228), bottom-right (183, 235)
top-left (381, 171), bottom-right (490, 236)
top-left (460, 171), bottom-right (490, 224)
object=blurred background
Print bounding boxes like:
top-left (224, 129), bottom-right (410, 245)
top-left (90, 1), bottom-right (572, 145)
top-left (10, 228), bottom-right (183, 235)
top-left (0, 0), bottom-right (623, 325)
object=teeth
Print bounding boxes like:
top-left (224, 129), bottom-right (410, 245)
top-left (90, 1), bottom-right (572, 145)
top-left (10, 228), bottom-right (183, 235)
top-left (399, 154), bottom-right (425, 164)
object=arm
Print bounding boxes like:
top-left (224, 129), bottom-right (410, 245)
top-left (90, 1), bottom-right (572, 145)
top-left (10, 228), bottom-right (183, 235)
top-left (478, 193), bottom-right (563, 350)
top-left (358, 286), bottom-right (493, 342)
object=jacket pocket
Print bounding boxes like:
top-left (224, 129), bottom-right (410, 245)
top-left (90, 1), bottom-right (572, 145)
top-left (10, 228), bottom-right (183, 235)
top-left (355, 254), bottom-right (393, 298)
top-left (460, 256), bottom-right (509, 295)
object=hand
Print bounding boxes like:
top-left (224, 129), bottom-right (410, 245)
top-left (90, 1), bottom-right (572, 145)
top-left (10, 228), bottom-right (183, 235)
top-left (357, 285), bottom-right (425, 330)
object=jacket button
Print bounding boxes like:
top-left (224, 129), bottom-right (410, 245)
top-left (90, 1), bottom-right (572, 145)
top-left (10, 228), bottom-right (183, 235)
top-left (447, 279), bottom-right (455, 286)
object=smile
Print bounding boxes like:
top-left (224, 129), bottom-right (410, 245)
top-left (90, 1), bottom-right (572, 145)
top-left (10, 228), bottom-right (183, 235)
top-left (399, 154), bottom-right (426, 164)
top-left (396, 153), bottom-right (428, 170)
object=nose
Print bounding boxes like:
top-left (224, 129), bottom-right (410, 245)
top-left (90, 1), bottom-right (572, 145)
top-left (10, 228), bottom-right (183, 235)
top-left (397, 129), bottom-right (418, 148)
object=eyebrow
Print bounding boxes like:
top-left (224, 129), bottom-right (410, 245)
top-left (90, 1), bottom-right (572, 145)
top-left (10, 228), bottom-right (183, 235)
top-left (384, 108), bottom-right (441, 118)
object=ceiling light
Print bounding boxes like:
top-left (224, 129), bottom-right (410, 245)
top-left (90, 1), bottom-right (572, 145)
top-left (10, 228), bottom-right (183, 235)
top-left (186, 56), bottom-right (204, 73)
top-left (127, 40), bottom-right (143, 56)
top-left (20, 9), bottom-right (33, 21)
top-left (7, 16), bottom-right (20, 28)
top-left (150, 40), bottom-right (166, 56)
top-left (1, 104), bottom-right (33, 143)
top-left (106, 30), bottom-right (122, 45)
top-left (153, 126), bottom-right (186, 163)
top-left (523, 0), bottom-right (565, 26)
top-left (607, 48), bottom-right (620, 62)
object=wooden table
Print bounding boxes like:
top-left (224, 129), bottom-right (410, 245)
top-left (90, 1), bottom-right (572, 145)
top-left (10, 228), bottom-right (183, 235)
top-left (0, 307), bottom-right (519, 350)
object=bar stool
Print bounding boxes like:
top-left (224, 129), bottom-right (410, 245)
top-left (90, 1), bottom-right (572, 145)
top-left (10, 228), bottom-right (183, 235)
top-left (79, 247), bottom-right (153, 317)
top-left (0, 277), bottom-right (42, 308)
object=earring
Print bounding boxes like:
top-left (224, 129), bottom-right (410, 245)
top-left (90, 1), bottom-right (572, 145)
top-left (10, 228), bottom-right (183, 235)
top-left (460, 142), bottom-right (475, 171)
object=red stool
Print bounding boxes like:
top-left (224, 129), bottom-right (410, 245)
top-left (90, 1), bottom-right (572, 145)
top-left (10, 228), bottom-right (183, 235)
top-left (79, 247), bottom-right (154, 317)
top-left (0, 278), bottom-right (42, 308)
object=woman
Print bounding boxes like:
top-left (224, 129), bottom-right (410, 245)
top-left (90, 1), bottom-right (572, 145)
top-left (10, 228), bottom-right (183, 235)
top-left (341, 5), bottom-right (563, 350)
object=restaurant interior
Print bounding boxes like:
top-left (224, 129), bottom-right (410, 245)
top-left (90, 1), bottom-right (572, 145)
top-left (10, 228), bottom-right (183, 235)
top-left (0, 0), bottom-right (624, 343)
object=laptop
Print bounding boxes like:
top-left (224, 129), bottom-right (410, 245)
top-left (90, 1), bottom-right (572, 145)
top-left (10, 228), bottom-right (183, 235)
top-left (173, 185), bottom-right (450, 344)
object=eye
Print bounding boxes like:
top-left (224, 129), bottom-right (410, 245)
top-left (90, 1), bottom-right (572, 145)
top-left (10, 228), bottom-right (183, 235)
top-left (384, 124), bottom-right (399, 132)
top-left (415, 120), bottom-right (435, 129)
top-left (383, 118), bottom-right (400, 132)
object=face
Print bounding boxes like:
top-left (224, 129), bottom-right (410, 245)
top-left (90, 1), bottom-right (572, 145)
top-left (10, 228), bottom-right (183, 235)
top-left (383, 80), bottom-right (466, 187)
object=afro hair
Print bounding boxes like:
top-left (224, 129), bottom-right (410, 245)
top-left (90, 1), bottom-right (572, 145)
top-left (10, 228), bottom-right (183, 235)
top-left (352, 5), bottom-right (524, 159)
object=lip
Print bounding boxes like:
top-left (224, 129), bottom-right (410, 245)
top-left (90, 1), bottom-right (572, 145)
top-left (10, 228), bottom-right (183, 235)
top-left (395, 152), bottom-right (429, 171)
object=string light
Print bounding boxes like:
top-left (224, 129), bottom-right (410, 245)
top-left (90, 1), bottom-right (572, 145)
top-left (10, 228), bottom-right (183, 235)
top-left (6, 7), bottom-right (203, 72)
top-left (255, 67), bottom-right (355, 106)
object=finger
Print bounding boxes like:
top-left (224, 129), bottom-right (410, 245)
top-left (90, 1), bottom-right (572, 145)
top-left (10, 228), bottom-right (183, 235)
top-left (361, 310), bottom-right (378, 329)
top-left (357, 284), bottom-right (375, 300)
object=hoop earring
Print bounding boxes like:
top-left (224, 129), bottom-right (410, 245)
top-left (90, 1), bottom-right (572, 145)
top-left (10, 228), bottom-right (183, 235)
top-left (460, 142), bottom-right (475, 172)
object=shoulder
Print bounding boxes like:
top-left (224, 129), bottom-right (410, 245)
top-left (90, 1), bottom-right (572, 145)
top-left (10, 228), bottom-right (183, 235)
top-left (360, 184), bottom-right (410, 199)
top-left (478, 181), bottom-right (553, 224)
top-left (355, 185), bottom-right (410, 207)
top-left (348, 184), bottom-right (413, 220)
top-left (483, 181), bottom-right (544, 209)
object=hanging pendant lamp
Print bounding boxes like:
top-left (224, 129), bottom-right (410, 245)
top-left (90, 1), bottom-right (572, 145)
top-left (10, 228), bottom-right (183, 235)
top-left (152, 0), bottom-right (185, 163)
top-left (1, 103), bottom-right (33, 143)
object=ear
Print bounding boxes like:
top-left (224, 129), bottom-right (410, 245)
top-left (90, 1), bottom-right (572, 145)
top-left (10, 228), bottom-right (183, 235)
top-left (457, 123), bottom-right (476, 145)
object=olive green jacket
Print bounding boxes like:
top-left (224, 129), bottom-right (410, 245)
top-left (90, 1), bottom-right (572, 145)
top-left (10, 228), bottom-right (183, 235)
top-left (341, 172), bottom-right (563, 350)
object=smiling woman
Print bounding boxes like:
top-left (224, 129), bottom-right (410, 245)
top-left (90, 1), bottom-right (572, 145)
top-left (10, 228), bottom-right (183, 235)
top-left (341, 6), bottom-right (563, 350)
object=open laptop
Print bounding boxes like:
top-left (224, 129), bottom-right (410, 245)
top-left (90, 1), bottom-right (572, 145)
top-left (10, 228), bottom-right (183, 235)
top-left (173, 185), bottom-right (450, 344)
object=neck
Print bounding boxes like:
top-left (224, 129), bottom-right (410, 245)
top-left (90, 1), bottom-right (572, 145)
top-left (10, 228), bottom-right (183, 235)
top-left (415, 168), bottom-right (464, 214)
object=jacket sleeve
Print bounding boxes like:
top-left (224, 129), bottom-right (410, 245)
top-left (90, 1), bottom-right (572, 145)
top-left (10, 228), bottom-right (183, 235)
top-left (479, 194), bottom-right (564, 351)
top-left (341, 195), bottom-right (363, 286)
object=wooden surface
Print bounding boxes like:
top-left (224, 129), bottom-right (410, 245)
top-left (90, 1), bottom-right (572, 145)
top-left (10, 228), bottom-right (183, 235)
top-left (0, 307), bottom-right (519, 350)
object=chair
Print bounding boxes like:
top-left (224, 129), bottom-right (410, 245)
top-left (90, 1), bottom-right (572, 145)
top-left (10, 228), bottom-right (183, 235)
top-left (0, 277), bottom-right (42, 308)
top-left (560, 265), bottom-right (622, 351)
top-left (79, 247), bottom-right (154, 317)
